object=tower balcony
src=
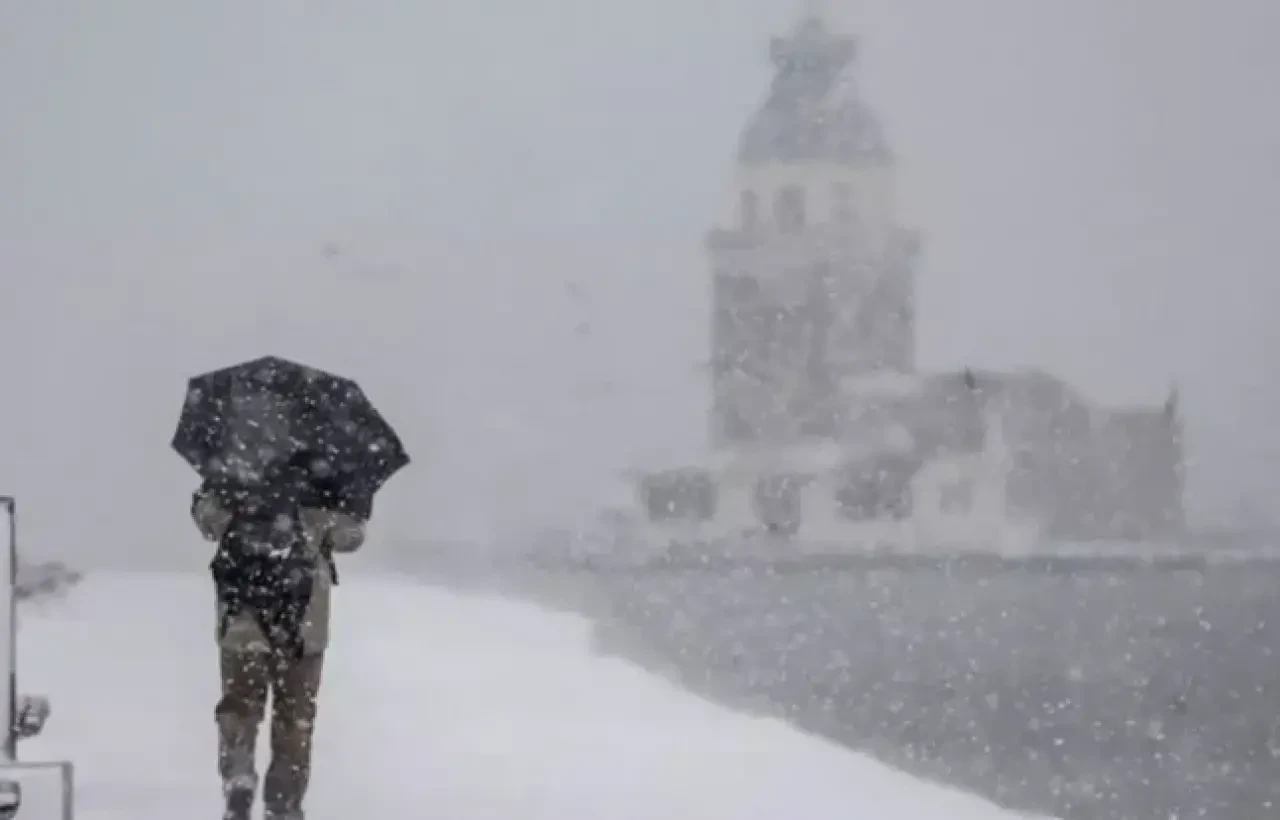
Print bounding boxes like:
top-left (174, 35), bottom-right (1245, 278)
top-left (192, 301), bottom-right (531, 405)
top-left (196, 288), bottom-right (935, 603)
top-left (706, 224), bottom-right (918, 277)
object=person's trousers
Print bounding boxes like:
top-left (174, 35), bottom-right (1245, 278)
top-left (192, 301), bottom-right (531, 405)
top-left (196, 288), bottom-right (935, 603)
top-left (216, 648), bottom-right (324, 815)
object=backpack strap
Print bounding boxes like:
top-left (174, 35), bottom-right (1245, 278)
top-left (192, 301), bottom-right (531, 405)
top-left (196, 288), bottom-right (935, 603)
top-left (325, 549), bottom-right (339, 585)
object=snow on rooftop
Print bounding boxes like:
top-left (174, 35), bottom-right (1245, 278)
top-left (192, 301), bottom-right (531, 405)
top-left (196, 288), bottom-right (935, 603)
top-left (18, 572), bottom-right (1053, 819)
top-left (841, 370), bottom-right (924, 398)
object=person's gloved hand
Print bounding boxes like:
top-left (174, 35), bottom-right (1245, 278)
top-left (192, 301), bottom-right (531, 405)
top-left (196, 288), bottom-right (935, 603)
top-left (191, 491), bottom-right (232, 542)
top-left (325, 512), bottom-right (366, 553)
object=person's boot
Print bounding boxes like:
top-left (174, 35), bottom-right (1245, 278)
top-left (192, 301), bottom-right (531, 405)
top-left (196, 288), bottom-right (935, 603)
top-left (262, 788), bottom-right (303, 820)
top-left (221, 774), bottom-right (255, 820)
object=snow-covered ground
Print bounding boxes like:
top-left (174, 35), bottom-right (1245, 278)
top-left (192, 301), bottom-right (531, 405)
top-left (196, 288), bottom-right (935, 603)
top-left (14, 572), bottom-right (1053, 819)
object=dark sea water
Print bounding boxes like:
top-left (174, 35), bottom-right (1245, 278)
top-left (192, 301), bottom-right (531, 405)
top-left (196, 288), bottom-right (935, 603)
top-left (405, 548), bottom-right (1280, 819)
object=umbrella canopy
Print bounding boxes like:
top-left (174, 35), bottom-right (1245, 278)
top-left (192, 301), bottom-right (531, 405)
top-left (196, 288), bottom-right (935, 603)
top-left (171, 355), bottom-right (409, 501)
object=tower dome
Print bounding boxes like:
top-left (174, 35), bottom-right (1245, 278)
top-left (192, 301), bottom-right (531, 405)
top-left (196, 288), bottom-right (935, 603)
top-left (738, 15), bottom-right (890, 166)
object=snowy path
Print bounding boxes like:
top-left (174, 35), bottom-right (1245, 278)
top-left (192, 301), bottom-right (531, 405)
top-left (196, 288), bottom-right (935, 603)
top-left (17, 573), bottom-right (1052, 819)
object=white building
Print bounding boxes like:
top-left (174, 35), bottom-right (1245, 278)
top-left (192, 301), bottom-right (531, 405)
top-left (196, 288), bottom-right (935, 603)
top-left (614, 13), bottom-right (1183, 558)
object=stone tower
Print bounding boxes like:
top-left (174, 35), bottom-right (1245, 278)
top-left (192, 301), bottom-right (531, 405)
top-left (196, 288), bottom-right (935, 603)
top-left (706, 13), bottom-right (920, 448)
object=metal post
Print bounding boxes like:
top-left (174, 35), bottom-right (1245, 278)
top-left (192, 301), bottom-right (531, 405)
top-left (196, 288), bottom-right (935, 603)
top-left (0, 496), bottom-right (14, 761)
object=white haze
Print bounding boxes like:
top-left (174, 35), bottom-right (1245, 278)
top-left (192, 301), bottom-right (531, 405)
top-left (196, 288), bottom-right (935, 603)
top-left (1, 0), bottom-right (1277, 568)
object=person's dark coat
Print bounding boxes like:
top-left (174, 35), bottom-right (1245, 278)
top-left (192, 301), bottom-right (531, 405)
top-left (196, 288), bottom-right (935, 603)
top-left (191, 481), bottom-right (365, 656)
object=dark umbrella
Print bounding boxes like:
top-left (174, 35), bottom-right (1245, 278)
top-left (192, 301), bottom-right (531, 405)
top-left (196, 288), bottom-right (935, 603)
top-left (171, 355), bottom-right (409, 500)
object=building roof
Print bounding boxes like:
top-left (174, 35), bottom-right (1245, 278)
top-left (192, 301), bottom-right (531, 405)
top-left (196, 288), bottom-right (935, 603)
top-left (738, 15), bottom-right (891, 166)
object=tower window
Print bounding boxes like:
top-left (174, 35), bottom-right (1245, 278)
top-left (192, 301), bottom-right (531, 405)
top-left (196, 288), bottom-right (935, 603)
top-left (740, 190), bottom-right (759, 231)
top-left (774, 185), bottom-right (806, 232)
top-left (831, 182), bottom-right (854, 224)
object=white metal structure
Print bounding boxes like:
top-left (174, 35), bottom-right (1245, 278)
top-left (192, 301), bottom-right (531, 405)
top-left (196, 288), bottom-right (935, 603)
top-left (0, 497), bottom-right (73, 819)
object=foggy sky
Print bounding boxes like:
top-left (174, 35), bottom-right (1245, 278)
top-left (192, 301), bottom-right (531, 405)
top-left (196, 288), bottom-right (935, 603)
top-left (2, 0), bottom-right (1277, 566)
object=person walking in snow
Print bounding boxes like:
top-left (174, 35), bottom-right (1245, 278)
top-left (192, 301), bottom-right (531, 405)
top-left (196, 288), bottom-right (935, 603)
top-left (192, 452), bottom-right (368, 820)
